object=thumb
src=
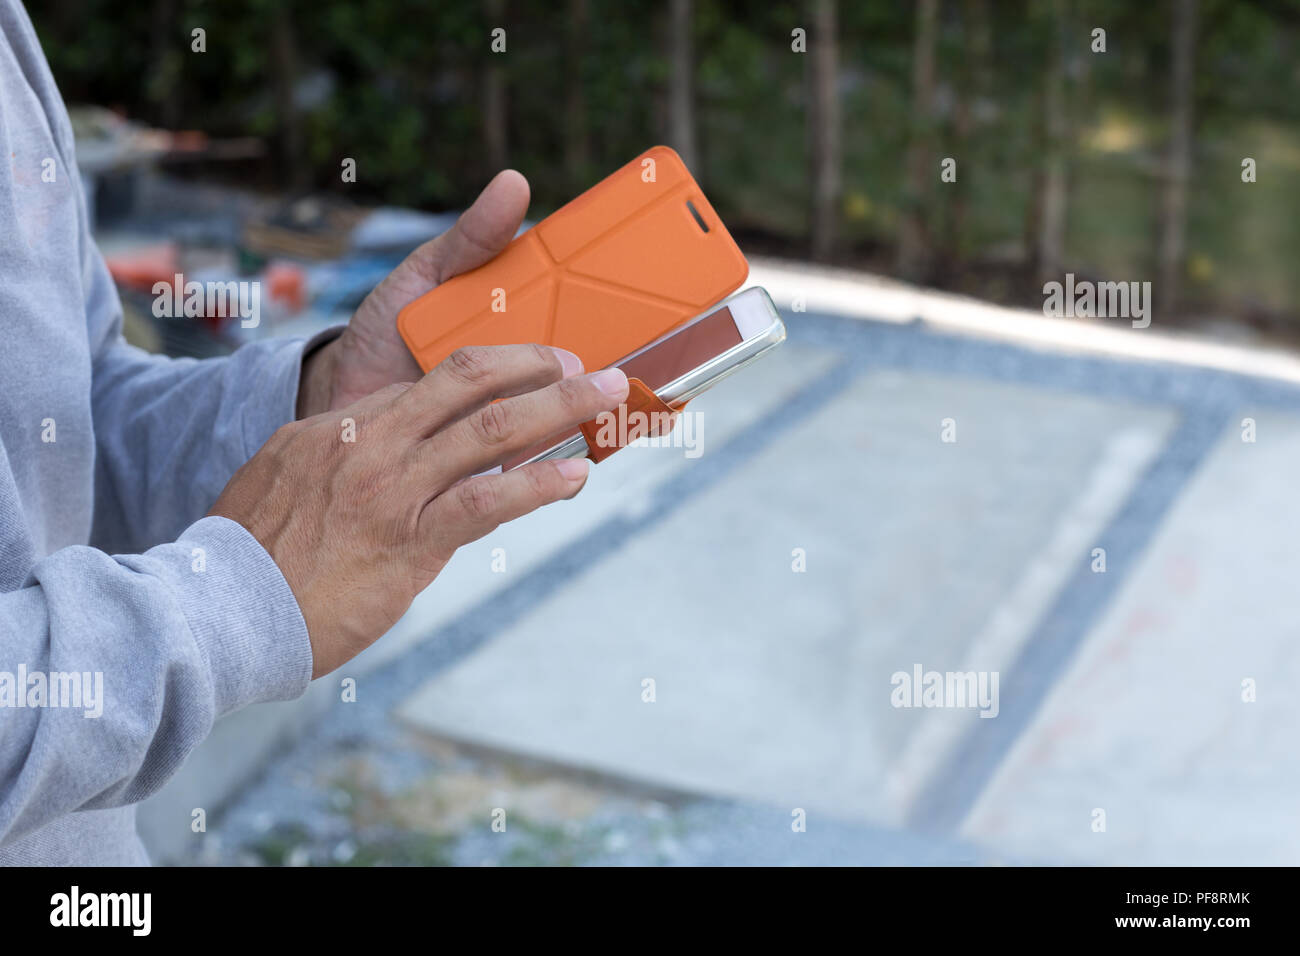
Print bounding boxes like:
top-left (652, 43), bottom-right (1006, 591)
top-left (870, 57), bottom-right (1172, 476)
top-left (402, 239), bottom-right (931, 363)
top-left (410, 169), bottom-right (530, 288)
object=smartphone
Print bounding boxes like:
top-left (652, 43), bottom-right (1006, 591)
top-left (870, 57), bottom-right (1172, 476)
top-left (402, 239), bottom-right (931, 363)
top-left (397, 146), bottom-right (749, 376)
top-left (510, 286), bottom-right (786, 467)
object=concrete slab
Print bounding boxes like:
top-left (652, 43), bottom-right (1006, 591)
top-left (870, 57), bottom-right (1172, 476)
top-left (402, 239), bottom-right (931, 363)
top-left (961, 411), bottom-right (1300, 865)
top-left (397, 370), bottom-right (1176, 826)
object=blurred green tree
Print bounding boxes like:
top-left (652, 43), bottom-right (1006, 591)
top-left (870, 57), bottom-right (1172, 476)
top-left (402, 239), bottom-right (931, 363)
top-left (28, 0), bottom-right (1300, 330)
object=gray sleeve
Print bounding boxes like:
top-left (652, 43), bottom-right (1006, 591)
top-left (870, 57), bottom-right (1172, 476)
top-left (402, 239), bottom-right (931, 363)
top-left (84, 243), bottom-right (315, 553)
top-left (0, 0), bottom-right (317, 849)
top-left (0, 515), bottom-right (313, 846)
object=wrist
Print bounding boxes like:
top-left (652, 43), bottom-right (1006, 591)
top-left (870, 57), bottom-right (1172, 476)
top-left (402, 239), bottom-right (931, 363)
top-left (296, 334), bottom-right (342, 419)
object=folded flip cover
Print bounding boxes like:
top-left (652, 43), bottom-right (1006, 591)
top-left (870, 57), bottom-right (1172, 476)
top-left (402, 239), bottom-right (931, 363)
top-left (397, 146), bottom-right (749, 377)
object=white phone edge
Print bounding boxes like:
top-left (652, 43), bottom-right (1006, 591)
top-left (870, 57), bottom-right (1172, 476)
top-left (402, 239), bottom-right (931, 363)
top-left (518, 286), bottom-right (787, 466)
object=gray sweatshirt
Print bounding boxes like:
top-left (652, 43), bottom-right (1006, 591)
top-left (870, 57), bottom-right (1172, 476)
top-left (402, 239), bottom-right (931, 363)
top-left (0, 1), bottom-right (315, 864)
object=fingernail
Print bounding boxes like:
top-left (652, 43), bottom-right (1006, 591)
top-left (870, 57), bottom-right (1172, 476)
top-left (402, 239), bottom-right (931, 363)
top-left (555, 458), bottom-right (590, 481)
top-left (549, 347), bottom-right (584, 378)
top-left (589, 367), bottom-right (628, 399)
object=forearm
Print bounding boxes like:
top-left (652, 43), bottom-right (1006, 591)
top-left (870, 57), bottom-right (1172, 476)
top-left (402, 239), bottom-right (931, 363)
top-left (90, 336), bottom-right (309, 554)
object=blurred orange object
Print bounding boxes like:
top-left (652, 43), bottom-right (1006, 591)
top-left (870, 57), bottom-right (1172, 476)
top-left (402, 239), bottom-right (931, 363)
top-left (264, 261), bottom-right (306, 313)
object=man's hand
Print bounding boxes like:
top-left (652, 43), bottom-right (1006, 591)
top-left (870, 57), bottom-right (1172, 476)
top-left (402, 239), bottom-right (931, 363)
top-left (296, 170), bottom-right (532, 418)
top-left (215, 344), bottom-right (628, 678)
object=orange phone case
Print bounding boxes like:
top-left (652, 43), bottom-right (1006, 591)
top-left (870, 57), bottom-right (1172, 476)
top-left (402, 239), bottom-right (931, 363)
top-left (397, 146), bottom-right (749, 379)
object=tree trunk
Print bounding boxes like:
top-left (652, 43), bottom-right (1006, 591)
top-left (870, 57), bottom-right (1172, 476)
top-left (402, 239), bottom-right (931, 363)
top-left (148, 0), bottom-right (181, 130)
top-left (1036, 0), bottom-right (1068, 284)
top-left (808, 0), bottom-right (841, 263)
top-left (1158, 0), bottom-right (1198, 317)
top-left (897, 0), bottom-right (938, 280)
top-left (565, 0), bottom-right (590, 190)
top-left (484, 0), bottom-right (509, 172)
top-left (667, 0), bottom-right (698, 173)
top-left (945, 0), bottom-right (991, 275)
top-left (270, 4), bottom-right (306, 192)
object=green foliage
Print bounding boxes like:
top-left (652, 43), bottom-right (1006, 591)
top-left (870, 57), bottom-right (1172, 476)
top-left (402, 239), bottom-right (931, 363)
top-left (28, 0), bottom-right (1300, 320)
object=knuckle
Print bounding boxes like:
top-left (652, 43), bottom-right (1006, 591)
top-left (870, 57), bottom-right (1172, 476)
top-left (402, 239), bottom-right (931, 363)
top-left (471, 400), bottom-right (513, 446)
top-left (528, 342), bottom-right (559, 373)
top-left (363, 383), bottom-right (414, 430)
top-left (522, 464), bottom-right (553, 499)
top-left (457, 479), bottom-right (498, 522)
top-left (443, 346), bottom-right (493, 386)
top-left (554, 375), bottom-right (588, 411)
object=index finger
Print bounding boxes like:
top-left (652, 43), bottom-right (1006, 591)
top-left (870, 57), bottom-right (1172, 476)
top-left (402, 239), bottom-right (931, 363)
top-left (390, 343), bottom-right (583, 439)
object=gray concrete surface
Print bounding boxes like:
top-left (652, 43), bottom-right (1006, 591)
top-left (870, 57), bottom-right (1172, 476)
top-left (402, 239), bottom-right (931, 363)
top-left (962, 411), bottom-right (1300, 864)
top-left (147, 294), bottom-right (1300, 866)
top-left (396, 369), bottom-right (1175, 826)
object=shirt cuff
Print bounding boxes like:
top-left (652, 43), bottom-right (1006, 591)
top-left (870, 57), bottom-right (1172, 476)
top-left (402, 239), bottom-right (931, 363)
top-left (156, 515), bottom-right (314, 715)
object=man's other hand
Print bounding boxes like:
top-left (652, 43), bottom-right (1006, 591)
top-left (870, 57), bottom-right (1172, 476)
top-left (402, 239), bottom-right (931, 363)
top-left (296, 169), bottom-right (531, 418)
